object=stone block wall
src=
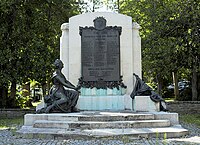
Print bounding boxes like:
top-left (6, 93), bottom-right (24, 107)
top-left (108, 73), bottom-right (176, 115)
top-left (167, 101), bottom-right (200, 114)
top-left (0, 108), bottom-right (34, 118)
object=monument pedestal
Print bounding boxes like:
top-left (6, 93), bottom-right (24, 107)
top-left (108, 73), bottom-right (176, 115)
top-left (77, 95), bottom-right (132, 111)
top-left (77, 95), bottom-right (160, 112)
top-left (133, 96), bottom-right (160, 112)
top-left (18, 111), bottom-right (188, 139)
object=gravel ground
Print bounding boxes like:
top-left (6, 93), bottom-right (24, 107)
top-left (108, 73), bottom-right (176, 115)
top-left (0, 121), bottom-right (200, 145)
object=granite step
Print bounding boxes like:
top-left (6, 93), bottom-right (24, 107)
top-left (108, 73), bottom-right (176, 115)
top-left (25, 112), bottom-right (156, 126)
top-left (17, 125), bottom-right (189, 139)
top-left (33, 119), bottom-right (170, 129)
top-left (77, 112), bottom-right (155, 121)
top-left (18, 111), bottom-right (188, 139)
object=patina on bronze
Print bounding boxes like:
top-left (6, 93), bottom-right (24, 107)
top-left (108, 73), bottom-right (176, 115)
top-left (79, 17), bottom-right (122, 88)
top-left (80, 17), bottom-right (121, 81)
top-left (77, 76), bottom-right (127, 89)
top-left (36, 59), bottom-right (79, 113)
top-left (130, 73), bottom-right (168, 111)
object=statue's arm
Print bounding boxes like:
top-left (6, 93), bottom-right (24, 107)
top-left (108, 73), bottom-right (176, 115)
top-left (56, 76), bottom-right (76, 90)
top-left (65, 80), bottom-right (76, 88)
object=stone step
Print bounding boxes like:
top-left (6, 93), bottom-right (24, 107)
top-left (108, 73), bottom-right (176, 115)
top-left (33, 119), bottom-right (170, 129)
top-left (25, 112), bottom-right (156, 126)
top-left (17, 125), bottom-right (189, 139)
top-left (81, 125), bottom-right (189, 138)
top-left (77, 112), bottom-right (155, 121)
top-left (18, 112), bottom-right (187, 139)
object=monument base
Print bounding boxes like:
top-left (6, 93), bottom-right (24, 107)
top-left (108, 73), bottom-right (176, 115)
top-left (17, 111), bottom-right (188, 139)
top-left (76, 95), bottom-right (132, 111)
top-left (133, 96), bottom-right (160, 112)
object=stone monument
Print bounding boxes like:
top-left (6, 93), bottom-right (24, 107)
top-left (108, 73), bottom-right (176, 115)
top-left (18, 12), bottom-right (188, 139)
top-left (60, 12), bottom-right (141, 111)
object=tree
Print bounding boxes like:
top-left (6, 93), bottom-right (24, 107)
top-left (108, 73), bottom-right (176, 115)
top-left (78, 0), bottom-right (119, 12)
top-left (120, 0), bottom-right (200, 100)
top-left (0, 0), bottom-right (80, 108)
top-left (157, 0), bottom-right (200, 100)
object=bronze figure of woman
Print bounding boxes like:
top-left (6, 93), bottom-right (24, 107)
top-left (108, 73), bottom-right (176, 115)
top-left (37, 59), bottom-right (79, 113)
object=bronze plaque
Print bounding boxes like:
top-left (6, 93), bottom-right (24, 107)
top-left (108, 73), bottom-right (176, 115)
top-left (80, 17), bottom-right (121, 82)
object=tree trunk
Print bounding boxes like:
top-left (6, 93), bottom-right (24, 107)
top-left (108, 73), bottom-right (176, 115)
top-left (10, 81), bottom-right (16, 99)
top-left (198, 72), bottom-right (200, 101)
top-left (117, 0), bottom-right (120, 12)
top-left (0, 85), bottom-right (8, 108)
top-left (22, 82), bottom-right (33, 107)
top-left (192, 59), bottom-right (198, 101)
top-left (22, 82), bottom-right (30, 97)
top-left (156, 74), bottom-right (162, 95)
top-left (10, 81), bottom-right (17, 107)
top-left (172, 71), bottom-right (179, 100)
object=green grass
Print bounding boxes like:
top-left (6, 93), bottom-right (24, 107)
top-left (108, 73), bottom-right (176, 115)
top-left (164, 98), bottom-right (175, 102)
top-left (179, 114), bottom-right (200, 127)
top-left (0, 117), bottom-right (23, 130)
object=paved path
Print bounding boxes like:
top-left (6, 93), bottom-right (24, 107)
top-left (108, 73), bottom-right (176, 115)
top-left (0, 122), bottom-right (200, 145)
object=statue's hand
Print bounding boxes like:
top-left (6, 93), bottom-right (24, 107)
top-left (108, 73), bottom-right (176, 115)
top-left (75, 85), bottom-right (81, 91)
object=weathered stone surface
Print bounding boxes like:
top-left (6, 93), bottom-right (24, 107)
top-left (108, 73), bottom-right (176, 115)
top-left (33, 120), bottom-right (170, 129)
top-left (153, 112), bottom-right (179, 125)
top-left (18, 125), bottom-right (188, 139)
top-left (18, 111), bottom-right (188, 138)
top-left (133, 96), bottom-right (160, 112)
top-left (34, 120), bottom-right (69, 129)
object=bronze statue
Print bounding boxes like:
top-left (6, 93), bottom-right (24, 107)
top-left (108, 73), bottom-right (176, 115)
top-left (37, 59), bottom-right (79, 113)
top-left (131, 73), bottom-right (167, 111)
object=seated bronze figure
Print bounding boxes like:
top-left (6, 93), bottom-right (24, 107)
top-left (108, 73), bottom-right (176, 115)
top-left (131, 73), bottom-right (167, 111)
top-left (37, 59), bottom-right (79, 113)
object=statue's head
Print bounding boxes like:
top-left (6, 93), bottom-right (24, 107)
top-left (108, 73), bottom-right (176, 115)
top-left (54, 59), bottom-right (64, 69)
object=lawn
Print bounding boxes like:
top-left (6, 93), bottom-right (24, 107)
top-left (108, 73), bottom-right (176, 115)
top-left (0, 117), bottom-right (24, 130)
top-left (179, 114), bottom-right (200, 127)
top-left (164, 98), bottom-right (175, 102)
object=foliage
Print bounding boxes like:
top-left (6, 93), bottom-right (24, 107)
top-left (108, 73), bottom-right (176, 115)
top-left (78, 0), bottom-right (103, 12)
top-left (120, 0), bottom-right (200, 100)
top-left (79, 0), bottom-right (119, 12)
top-left (0, 0), bottom-right (80, 107)
top-left (178, 88), bottom-right (192, 101)
top-left (15, 88), bottom-right (32, 108)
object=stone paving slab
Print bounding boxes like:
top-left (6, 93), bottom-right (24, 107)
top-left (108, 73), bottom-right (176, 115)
top-left (0, 129), bottom-right (200, 145)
